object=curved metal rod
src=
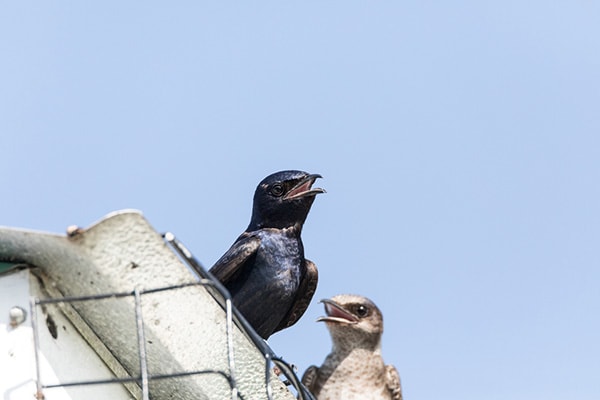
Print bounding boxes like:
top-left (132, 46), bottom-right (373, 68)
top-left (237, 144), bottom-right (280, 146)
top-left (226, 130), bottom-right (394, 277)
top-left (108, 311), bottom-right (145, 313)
top-left (163, 232), bottom-right (316, 400)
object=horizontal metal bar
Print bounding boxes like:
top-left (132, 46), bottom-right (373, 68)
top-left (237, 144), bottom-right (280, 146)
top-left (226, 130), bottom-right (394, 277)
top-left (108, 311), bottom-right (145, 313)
top-left (141, 280), bottom-right (217, 295)
top-left (41, 370), bottom-right (232, 390)
top-left (34, 281), bottom-right (218, 306)
top-left (35, 291), bottom-right (132, 305)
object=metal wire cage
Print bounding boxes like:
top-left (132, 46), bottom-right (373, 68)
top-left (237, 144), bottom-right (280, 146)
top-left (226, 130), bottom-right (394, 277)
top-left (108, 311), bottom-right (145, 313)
top-left (28, 233), bottom-right (315, 400)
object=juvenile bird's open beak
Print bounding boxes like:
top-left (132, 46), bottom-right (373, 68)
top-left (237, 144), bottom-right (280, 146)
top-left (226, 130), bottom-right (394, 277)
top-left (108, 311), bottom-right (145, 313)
top-left (317, 299), bottom-right (359, 324)
top-left (283, 174), bottom-right (326, 200)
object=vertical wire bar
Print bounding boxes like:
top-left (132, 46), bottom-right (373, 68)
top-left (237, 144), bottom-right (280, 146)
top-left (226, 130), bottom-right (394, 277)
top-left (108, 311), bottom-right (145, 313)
top-left (224, 298), bottom-right (238, 400)
top-left (134, 288), bottom-right (150, 400)
top-left (264, 353), bottom-right (274, 400)
top-left (29, 298), bottom-right (44, 399)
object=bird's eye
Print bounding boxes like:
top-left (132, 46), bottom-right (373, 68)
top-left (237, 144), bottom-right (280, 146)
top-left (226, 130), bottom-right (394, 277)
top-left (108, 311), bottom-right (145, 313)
top-left (355, 305), bottom-right (369, 318)
top-left (270, 184), bottom-right (285, 197)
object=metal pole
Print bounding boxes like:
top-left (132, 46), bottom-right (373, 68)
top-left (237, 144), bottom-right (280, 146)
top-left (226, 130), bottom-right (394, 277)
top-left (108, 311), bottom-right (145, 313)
top-left (224, 298), bottom-right (239, 400)
top-left (29, 298), bottom-right (44, 399)
top-left (264, 353), bottom-right (274, 400)
top-left (134, 288), bottom-right (150, 400)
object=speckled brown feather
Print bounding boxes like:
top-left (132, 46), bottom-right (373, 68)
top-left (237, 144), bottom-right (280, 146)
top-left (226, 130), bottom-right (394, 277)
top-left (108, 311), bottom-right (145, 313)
top-left (301, 365), bottom-right (319, 394)
top-left (386, 364), bottom-right (403, 400)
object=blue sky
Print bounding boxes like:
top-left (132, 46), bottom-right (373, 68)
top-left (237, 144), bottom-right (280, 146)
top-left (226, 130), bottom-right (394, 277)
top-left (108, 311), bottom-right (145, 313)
top-left (1, 2), bottom-right (599, 399)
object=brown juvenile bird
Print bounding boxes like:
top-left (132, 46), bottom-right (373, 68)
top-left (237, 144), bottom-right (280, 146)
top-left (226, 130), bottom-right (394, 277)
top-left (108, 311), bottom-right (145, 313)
top-left (302, 294), bottom-right (402, 400)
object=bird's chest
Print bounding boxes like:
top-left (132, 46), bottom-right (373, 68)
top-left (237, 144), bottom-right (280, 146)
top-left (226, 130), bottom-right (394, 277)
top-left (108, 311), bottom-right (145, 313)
top-left (317, 352), bottom-right (390, 400)
top-left (254, 232), bottom-right (303, 285)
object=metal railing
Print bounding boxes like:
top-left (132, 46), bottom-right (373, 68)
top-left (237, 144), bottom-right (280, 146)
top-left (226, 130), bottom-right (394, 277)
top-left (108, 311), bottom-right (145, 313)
top-left (163, 233), bottom-right (314, 400)
top-left (29, 232), bottom-right (315, 400)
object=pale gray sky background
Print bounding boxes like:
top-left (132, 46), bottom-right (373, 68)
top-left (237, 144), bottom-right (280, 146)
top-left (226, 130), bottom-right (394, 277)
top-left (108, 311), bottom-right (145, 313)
top-left (1, 2), bottom-right (599, 399)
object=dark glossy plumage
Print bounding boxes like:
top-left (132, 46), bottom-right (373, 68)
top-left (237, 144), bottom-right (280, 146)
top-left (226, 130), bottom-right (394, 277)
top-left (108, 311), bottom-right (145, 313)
top-left (209, 170), bottom-right (324, 339)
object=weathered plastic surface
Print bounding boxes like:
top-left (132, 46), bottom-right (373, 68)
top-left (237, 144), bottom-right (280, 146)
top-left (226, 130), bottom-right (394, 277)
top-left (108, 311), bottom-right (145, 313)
top-left (0, 210), bottom-right (294, 400)
top-left (0, 268), bottom-right (135, 400)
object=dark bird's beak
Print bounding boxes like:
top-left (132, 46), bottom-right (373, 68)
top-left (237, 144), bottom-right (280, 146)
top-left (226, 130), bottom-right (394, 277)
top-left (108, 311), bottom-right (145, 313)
top-left (316, 299), bottom-right (359, 324)
top-left (283, 174), bottom-right (326, 200)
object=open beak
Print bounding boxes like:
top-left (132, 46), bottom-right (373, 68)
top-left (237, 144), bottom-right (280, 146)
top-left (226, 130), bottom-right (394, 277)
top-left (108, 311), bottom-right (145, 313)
top-left (316, 299), bottom-right (358, 324)
top-left (283, 174), bottom-right (326, 200)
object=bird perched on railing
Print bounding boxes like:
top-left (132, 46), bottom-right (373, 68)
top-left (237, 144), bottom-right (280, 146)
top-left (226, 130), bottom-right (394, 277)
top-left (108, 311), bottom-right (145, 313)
top-left (302, 294), bottom-right (403, 400)
top-left (210, 170), bottom-right (325, 339)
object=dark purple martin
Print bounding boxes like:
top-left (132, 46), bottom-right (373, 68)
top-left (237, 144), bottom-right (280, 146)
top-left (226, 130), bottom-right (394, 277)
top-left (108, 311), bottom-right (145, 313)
top-left (209, 170), bottom-right (325, 339)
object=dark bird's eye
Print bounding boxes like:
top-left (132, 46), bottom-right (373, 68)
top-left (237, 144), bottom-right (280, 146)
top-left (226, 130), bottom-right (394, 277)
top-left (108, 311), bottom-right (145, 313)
top-left (270, 184), bottom-right (285, 197)
top-left (355, 305), bottom-right (369, 318)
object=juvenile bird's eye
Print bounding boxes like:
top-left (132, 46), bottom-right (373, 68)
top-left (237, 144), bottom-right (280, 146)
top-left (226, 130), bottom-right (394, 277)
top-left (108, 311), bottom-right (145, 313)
top-left (355, 305), bottom-right (369, 318)
top-left (270, 184), bottom-right (285, 197)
